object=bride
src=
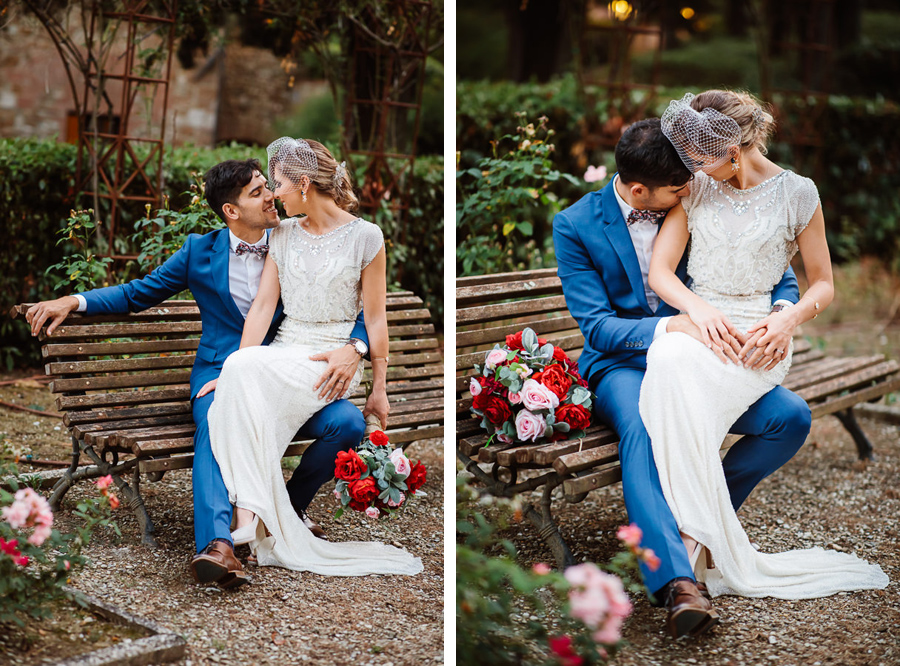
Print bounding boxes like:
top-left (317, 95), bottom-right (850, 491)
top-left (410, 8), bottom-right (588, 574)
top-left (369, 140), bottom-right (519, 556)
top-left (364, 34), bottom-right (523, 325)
top-left (204, 137), bottom-right (422, 576)
top-left (639, 90), bottom-right (888, 598)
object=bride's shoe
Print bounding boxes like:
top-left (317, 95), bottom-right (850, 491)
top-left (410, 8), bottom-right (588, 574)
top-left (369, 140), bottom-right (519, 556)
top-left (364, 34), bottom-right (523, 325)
top-left (231, 514), bottom-right (260, 546)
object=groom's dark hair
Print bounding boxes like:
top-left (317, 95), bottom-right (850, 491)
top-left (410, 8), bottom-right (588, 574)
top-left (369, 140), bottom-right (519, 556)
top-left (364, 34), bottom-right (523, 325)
top-left (616, 118), bottom-right (691, 189)
top-left (205, 159), bottom-right (263, 223)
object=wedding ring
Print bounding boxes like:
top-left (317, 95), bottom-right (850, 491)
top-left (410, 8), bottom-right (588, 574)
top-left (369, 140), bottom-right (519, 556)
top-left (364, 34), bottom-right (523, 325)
top-left (777, 349), bottom-right (783, 354)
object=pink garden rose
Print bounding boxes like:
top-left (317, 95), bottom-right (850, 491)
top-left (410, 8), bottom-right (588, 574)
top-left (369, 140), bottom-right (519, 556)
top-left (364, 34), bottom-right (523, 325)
top-left (2, 488), bottom-right (53, 546)
top-left (520, 378), bottom-right (560, 412)
top-left (485, 348), bottom-right (508, 370)
top-left (365, 506), bottom-right (380, 518)
top-left (496, 433), bottom-right (513, 444)
top-left (96, 475), bottom-right (113, 491)
top-left (515, 409), bottom-right (547, 442)
top-left (387, 492), bottom-right (406, 508)
top-left (508, 391), bottom-right (523, 405)
top-left (616, 523), bottom-right (642, 549)
top-left (389, 448), bottom-right (412, 478)
top-left (469, 377), bottom-right (482, 396)
top-left (533, 562), bottom-right (551, 575)
top-left (564, 563), bottom-right (632, 645)
top-left (584, 165), bottom-right (608, 183)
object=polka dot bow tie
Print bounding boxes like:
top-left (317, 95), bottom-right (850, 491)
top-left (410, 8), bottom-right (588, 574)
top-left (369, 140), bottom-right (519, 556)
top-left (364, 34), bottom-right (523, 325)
top-left (626, 209), bottom-right (667, 226)
top-left (235, 241), bottom-right (269, 258)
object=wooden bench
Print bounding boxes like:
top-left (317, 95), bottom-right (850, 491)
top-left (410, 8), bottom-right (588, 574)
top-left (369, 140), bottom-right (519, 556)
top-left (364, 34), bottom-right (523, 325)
top-left (11, 292), bottom-right (443, 547)
top-left (456, 268), bottom-right (900, 568)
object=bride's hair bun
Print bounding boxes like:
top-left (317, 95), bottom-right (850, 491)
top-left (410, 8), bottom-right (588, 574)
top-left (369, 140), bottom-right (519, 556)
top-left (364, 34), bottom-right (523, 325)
top-left (690, 89), bottom-right (776, 155)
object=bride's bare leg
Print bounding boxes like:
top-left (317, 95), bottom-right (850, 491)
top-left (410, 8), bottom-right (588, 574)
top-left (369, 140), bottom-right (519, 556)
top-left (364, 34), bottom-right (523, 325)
top-left (234, 506), bottom-right (256, 530)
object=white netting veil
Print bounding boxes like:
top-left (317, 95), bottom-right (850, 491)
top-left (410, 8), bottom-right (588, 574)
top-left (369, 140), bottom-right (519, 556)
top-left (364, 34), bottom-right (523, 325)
top-left (661, 93), bottom-right (742, 173)
top-left (266, 137), bottom-right (318, 195)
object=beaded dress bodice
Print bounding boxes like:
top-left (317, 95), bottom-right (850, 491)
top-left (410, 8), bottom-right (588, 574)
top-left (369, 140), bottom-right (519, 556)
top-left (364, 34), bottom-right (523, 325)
top-left (267, 217), bottom-right (383, 351)
top-left (681, 169), bottom-right (819, 331)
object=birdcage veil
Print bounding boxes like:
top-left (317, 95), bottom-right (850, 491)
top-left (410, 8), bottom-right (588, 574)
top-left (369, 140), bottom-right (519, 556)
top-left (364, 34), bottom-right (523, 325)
top-left (660, 93), bottom-right (742, 173)
top-left (266, 137), bottom-right (318, 194)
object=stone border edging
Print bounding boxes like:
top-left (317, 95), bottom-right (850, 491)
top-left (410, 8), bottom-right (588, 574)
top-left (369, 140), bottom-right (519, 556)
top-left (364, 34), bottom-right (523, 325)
top-left (50, 588), bottom-right (187, 666)
top-left (855, 402), bottom-right (900, 425)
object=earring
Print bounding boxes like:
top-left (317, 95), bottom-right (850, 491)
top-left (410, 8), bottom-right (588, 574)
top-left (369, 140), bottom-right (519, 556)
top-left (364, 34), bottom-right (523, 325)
top-left (301, 189), bottom-right (308, 203)
top-left (731, 156), bottom-right (740, 172)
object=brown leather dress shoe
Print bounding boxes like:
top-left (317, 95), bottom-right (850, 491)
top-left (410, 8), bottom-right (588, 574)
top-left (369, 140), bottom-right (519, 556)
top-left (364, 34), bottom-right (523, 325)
top-left (665, 580), bottom-right (719, 639)
top-left (299, 510), bottom-right (328, 540)
top-left (190, 540), bottom-right (249, 590)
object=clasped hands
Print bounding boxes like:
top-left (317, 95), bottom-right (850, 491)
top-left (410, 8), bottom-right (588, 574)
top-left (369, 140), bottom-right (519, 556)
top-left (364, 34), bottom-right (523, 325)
top-left (670, 304), bottom-right (795, 370)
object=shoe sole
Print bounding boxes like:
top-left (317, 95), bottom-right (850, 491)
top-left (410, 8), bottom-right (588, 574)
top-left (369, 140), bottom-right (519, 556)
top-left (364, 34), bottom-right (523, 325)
top-left (668, 607), bottom-right (720, 639)
top-left (192, 559), bottom-right (228, 585)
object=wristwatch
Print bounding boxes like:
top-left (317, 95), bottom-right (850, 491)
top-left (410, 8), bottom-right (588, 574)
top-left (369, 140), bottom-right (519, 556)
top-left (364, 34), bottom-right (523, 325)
top-left (348, 337), bottom-right (368, 357)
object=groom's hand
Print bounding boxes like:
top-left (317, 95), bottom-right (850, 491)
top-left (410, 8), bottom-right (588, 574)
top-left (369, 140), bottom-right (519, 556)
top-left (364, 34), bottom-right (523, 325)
top-left (667, 314), bottom-right (741, 364)
top-left (311, 344), bottom-right (359, 400)
top-left (25, 296), bottom-right (79, 337)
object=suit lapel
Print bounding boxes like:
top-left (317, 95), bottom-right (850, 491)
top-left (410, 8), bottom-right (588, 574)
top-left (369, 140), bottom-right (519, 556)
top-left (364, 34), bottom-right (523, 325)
top-left (210, 229), bottom-right (246, 322)
top-left (600, 181), bottom-right (653, 315)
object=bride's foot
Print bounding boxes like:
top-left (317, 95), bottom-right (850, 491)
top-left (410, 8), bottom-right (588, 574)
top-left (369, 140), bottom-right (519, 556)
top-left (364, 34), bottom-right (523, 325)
top-left (682, 534), bottom-right (715, 572)
top-left (231, 510), bottom-right (259, 546)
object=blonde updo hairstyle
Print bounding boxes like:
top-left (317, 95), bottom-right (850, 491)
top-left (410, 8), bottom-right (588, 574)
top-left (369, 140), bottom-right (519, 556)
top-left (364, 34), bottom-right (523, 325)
top-left (690, 90), bottom-right (776, 155)
top-left (272, 139), bottom-right (359, 214)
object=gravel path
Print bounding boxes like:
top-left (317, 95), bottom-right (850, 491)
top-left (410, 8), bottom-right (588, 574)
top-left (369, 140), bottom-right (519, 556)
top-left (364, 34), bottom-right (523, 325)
top-left (505, 415), bottom-right (900, 665)
top-left (49, 437), bottom-right (445, 666)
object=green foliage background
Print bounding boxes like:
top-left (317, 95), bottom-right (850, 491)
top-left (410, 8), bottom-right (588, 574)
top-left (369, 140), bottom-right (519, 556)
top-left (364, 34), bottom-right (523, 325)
top-left (0, 139), bottom-right (443, 368)
top-left (456, 75), bottom-right (900, 277)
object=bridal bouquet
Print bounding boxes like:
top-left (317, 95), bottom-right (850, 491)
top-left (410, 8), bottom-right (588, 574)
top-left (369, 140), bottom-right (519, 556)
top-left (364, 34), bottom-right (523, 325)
top-left (470, 327), bottom-right (593, 445)
top-left (333, 426), bottom-right (427, 519)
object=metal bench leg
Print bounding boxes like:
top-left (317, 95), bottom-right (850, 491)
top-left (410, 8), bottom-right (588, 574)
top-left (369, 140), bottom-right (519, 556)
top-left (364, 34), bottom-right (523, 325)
top-left (523, 478), bottom-right (575, 570)
top-left (77, 445), bottom-right (159, 548)
top-left (48, 435), bottom-right (83, 512)
top-left (834, 408), bottom-right (875, 461)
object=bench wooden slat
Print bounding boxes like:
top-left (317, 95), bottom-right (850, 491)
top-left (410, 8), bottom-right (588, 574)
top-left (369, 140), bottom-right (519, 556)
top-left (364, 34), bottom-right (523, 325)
top-left (562, 466), bottom-right (623, 501)
top-left (72, 413), bottom-right (193, 438)
top-left (784, 355), bottom-right (884, 390)
top-left (56, 387), bottom-right (191, 410)
top-left (50, 371), bottom-right (193, 393)
top-left (43, 339), bottom-right (200, 359)
top-left (457, 276), bottom-right (563, 306)
top-left (554, 442), bottom-right (620, 475)
top-left (63, 402), bottom-right (193, 427)
top-left (457, 315), bottom-right (579, 349)
top-left (531, 428), bottom-right (619, 465)
top-left (132, 437), bottom-right (195, 456)
top-left (456, 268), bottom-right (558, 288)
top-left (41, 322), bottom-right (203, 340)
top-left (389, 338), bottom-right (440, 352)
top-left (387, 308), bottom-right (432, 322)
top-left (796, 360), bottom-right (900, 402)
top-left (809, 376), bottom-right (900, 419)
top-left (46, 354), bottom-right (197, 376)
top-left (389, 323), bottom-right (436, 337)
top-left (457, 295), bottom-right (570, 325)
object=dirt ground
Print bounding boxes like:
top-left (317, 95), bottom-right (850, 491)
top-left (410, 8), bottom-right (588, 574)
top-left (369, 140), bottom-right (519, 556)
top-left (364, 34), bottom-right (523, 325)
top-left (493, 413), bottom-right (900, 666)
top-left (0, 373), bottom-right (444, 666)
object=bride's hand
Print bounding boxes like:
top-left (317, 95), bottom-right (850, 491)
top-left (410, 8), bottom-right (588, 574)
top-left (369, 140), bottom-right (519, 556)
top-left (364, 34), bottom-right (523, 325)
top-left (196, 378), bottom-right (217, 398)
top-left (363, 389), bottom-right (390, 430)
top-left (686, 302), bottom-right (740, 358)
top-left (744, 312), bottom-right (794, 369)
top-left (311, 344), bottom-right (360, 400)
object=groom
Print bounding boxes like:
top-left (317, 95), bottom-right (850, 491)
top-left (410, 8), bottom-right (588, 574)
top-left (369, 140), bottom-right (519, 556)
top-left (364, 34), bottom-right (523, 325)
top-left (552, 119), bottom-right (812, 637)
top-left (25, 159), bottom-right (369, 589)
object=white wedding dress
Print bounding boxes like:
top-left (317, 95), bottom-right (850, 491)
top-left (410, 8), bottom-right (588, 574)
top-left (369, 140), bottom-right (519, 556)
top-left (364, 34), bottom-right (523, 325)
top-left (208, 217), bottom-right (422, 576)
top-left (639, 170), bottom-right (888, 598)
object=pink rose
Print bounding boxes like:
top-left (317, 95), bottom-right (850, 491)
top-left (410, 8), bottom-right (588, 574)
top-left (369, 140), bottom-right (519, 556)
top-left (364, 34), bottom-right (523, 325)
top-left (533, 563), bottom-right (551, 575)
top-left (1, 501), bottom-right (28, 529)
top-left (28, 524), bottom-right (52, 547)
top-left (520, 378), bottom-right (560, 412)
top-left (387, 492), bottom-right (406, 508)
top-left (565, 563), bottom-right (632, 642)
top-left (584, 165), bottom-right (607, 183)
top-left (334, 489), bottom-right (342, 499)
top-left (389, 448), bottom-right (411, 477)
top-left (616, 523), bottom-right (642, 549)
top-left (641, 548), bottom-right (661, 571)
top-left (365, 506), bottom-right (380, 518)
top-left (96, 475), bottom-right (113, 491)
top-left (508, 391), bottom-right (522, 405)
top-left (485, 348), bottom-right (508, 370)
top-left (469, 377), bottom-right (482, 396)
top-left (496, 433), bottom-right (513, 444)
top-left (515, 409), bottom-right (547, 442)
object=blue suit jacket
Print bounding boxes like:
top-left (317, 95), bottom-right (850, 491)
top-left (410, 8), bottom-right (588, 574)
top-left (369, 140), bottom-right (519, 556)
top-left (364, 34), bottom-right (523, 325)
top-left (552, 177), bottom-right (799, 386)
top-left (82, 227), bottom-right (368, 399)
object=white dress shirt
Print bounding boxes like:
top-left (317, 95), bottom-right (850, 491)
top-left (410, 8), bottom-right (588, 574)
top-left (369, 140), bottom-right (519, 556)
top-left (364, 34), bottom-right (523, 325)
top-left (75, 229), bottom-right (268, 318)
top-left (611, 175), bottom-right (671, 340)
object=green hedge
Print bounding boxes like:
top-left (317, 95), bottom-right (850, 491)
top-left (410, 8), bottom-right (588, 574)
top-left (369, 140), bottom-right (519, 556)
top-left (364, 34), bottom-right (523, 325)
top-left (0, 139), bottom-right (442, 368)
top-left (457, 75), bottom-right (900, 273)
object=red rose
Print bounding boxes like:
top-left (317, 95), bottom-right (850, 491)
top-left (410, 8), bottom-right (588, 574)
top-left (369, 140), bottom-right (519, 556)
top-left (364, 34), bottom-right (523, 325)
top-left (472, 388), bottom-right (492, 411)
top-left (483, 395), bottom-right (513, 426)
top-left (555, 403), bottom-right (592, 431)
top-left (506, 330), bottom-right (547, 351)
top-left (369, 430), bottom-right (389, 447)
top-left (406, 461), bottom-right (427, 494)
top-left (335, 449), bottom-right (367, 482)
top-left (534, 364), bottom-right (572, 401)
top-left (552, 346), bottom-right (571, 367)
top-left (348, 476), bottom-right (379, 506)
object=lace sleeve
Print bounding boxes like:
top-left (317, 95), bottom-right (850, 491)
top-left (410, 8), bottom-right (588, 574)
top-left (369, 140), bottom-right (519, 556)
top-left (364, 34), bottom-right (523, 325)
top-left (681, 171), bottom-right (708, 230)
top-left (785, 174), bottom-right (820, 238)
top-left (359, 221), bottom-right (385, 269)
top-left (267, 219), bottom-right (293, 270)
